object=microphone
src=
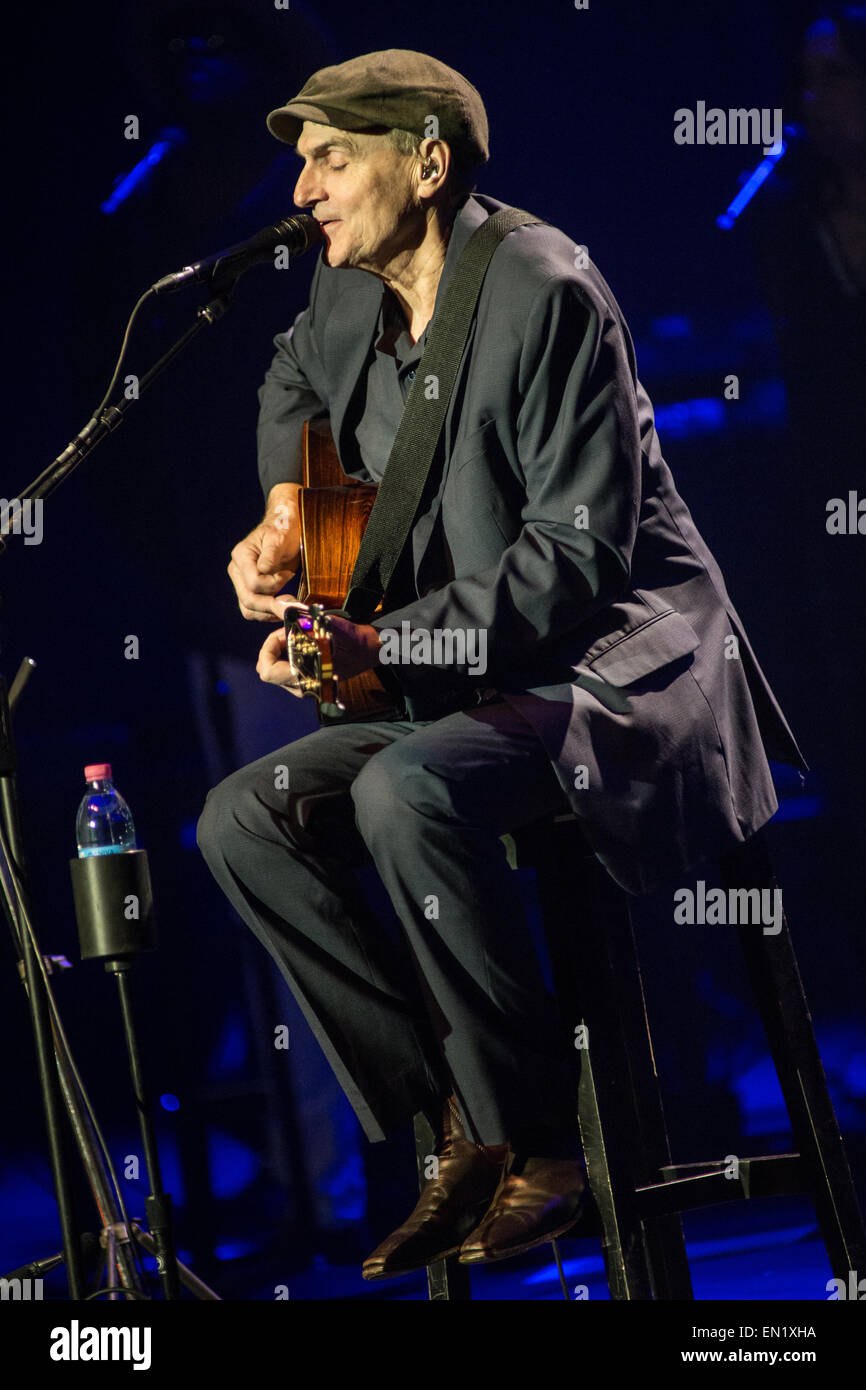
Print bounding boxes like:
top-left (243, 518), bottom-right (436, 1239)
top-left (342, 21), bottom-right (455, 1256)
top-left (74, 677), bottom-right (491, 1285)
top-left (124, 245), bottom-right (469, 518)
top-left (1, 1232), bottom-right (101, 1282)
top-left (152, 213), bottom-right (324, 293)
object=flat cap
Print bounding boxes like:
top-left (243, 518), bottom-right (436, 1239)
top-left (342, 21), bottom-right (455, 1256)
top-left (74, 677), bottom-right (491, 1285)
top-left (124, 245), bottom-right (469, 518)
top-left (266, 48), bottom-right (489, 166)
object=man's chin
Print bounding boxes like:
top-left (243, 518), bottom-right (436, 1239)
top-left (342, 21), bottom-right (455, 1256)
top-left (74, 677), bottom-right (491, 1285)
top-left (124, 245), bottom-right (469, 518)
top-left (323, 248), bottom-right (359, 271)
top-left (320, 228), bottom-right (369, 272)
top-left (321, 222), bottom-right (348, 265)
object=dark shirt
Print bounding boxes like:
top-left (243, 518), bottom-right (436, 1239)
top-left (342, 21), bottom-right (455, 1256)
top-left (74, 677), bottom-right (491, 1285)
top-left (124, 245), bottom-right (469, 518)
top-left (344, 204), bottom-right (478, 606)
top-left (349, 195), bottom-right (480, 484)
top-left (353, 289), bottom-right (430, 482)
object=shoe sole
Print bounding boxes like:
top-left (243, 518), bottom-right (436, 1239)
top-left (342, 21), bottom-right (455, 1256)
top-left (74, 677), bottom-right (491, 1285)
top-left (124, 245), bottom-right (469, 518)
top-left (362, 1242), bottom-right (464, 1281)
top-left (362, 1198), bottom-right (496, 1281)
top-left (458, 1195), bottom-right (587, 1265)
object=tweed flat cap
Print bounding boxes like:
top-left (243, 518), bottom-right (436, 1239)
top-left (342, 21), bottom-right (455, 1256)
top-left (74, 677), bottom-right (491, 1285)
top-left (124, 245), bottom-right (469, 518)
top-left (266, 48), bottom-right (489, 166)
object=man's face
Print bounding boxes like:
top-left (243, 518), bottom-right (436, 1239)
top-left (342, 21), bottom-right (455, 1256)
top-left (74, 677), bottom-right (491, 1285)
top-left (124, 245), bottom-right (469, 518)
top-left (293, 121), bottom-right (423, 272)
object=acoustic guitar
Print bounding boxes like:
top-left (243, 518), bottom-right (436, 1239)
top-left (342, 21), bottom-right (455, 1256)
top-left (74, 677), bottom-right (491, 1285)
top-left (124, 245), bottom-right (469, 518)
top-left (283, 418), bottom-right (403, 723)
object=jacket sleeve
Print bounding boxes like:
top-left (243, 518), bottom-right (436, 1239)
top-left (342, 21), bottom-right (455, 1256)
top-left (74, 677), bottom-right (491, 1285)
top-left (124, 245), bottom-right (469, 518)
top-left (370, 274), bottom-right (642, 686)
top-left (256, 255), bottom-right (329, 499)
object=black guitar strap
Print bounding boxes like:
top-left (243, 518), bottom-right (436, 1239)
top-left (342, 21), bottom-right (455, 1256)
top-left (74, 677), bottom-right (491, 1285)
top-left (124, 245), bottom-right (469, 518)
top-left (342, 206), bottom-right (544, 624)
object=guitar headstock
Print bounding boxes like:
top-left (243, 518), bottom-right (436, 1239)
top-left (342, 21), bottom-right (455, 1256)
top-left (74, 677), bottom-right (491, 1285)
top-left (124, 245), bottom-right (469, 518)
top-left (283, 602), bottom-right (346, 717)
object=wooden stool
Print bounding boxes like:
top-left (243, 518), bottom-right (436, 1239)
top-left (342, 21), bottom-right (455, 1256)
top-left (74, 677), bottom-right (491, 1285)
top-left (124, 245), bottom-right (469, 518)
top-left (413, 816), bottom-right (866, 1300)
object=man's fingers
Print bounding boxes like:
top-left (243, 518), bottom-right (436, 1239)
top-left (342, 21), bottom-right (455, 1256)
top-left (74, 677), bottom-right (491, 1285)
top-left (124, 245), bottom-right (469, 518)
top-left (257, 537), bottom-right (295, 577)
top-left (230, 531), bottom-right (293, 585)
top-left (257, 520), bottom-right (299, 575)
top-left (256, 566), bottom-right (293, 585)
top-left (238, 601), bottom-right (281, 622)
top-left (256, 626), bottom-right (304, 697)
top-left (232, 578), bottom-right (281, 621)
top-left (256, 626), bottom-right (288, 664)
top-left (274, 596), bottom-right (309, 619)
top-left (228, 521), bottom-right (300, 623)
top-left (228, 556), bottom-right (290, 619)
top-left (229, 553), bottom-right (283, 592)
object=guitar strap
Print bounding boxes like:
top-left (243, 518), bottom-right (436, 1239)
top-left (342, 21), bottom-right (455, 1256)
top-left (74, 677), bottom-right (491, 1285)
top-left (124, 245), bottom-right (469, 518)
top-left (342, 206), bottom-right (545, 624)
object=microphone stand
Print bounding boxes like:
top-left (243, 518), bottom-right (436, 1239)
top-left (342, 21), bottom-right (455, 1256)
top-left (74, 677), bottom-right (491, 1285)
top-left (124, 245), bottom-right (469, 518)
top-left (16, 281), bottom-right (237, 512)
top-left (0, 273), bottom-right (242, 1298)
top-left (0, 673), bottom-right (87, 1297)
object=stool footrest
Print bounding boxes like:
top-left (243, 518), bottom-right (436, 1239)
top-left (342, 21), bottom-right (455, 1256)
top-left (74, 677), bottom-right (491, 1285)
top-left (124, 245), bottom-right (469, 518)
top-left (635, 1154), bottom-right (804, 1218)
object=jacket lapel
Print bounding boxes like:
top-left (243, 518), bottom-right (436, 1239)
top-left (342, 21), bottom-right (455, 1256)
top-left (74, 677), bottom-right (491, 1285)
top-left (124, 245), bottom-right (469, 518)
top-left (323, 275), bottom-right (382, 474)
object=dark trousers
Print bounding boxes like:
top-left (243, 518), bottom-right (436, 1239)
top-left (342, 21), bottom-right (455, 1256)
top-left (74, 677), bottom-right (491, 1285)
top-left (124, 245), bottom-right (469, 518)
top-left (195, 696), bottom-right (579, 1147)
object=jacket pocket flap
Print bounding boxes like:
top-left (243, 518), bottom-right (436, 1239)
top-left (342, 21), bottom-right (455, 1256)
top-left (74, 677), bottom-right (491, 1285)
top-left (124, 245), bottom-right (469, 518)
top-left (586, 610), bottom-right (700, 687)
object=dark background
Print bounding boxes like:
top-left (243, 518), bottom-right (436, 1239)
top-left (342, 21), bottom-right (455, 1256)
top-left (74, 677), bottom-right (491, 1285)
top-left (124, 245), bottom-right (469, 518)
top-left (2, 0), bottom-right (864, 1300)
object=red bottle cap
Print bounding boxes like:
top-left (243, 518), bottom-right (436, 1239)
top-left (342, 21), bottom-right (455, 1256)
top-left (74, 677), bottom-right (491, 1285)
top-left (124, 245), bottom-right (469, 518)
top-left (84, 763), bottom-right (112, 781)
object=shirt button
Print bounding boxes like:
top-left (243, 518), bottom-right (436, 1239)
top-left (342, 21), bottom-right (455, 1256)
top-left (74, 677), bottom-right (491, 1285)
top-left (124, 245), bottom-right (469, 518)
top-left (406, 369), bottom-right (416, 381)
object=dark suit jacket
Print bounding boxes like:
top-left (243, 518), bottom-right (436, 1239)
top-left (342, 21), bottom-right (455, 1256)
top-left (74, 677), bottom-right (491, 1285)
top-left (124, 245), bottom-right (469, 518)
top-left (257, 193), bottom-right (806, 894)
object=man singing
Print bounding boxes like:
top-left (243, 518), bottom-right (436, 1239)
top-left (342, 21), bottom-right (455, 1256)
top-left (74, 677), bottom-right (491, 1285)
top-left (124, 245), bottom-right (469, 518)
top-left (196, 49), bottom-right (805, 1279)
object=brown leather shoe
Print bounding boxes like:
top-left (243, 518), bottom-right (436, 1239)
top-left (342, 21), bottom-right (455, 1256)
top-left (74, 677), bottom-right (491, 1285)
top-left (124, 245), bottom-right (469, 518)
top-left (362, 1098), bottom-right (507, 1281)
top-left (458, 1152), bottom-right (587, 1264)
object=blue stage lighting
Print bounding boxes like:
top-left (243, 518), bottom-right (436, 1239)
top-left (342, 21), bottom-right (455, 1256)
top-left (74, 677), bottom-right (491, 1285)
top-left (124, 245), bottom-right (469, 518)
top-left (208, 1130), bottom-right (260, 1198)
top-left (100, 128), bottom-right (187, 214)
top-left (716, 131), bottom-right (797, 230)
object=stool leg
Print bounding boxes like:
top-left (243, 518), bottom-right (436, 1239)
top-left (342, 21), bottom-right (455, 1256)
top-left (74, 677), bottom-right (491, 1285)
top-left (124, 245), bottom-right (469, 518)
top-left (523, 825), bottom-right (693, 1300)
top-left (722, 834), bottom-right (866, 1278)
top-left (412, 1112), bottom-right (472, 1301)
top-left (574, 903), bottom-right (694, 1300)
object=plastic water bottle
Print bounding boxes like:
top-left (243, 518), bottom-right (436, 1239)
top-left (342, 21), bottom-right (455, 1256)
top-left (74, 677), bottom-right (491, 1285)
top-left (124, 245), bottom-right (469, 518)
top-left (76, 763), bottom-right (136, 858)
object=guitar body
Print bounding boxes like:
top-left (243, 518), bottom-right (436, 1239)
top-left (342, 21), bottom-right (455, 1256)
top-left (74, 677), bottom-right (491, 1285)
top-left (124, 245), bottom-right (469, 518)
top-left (293, 419), bottom-right (402, 721)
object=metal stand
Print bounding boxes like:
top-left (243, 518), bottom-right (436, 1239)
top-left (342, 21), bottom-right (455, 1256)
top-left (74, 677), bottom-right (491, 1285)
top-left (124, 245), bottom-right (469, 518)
top-left (0, 668), bottom-right (222, 1300)
top-left (69, 847), bottom-right (180, 1299)
top-left (0, 671), bottom-right (87, 1297)
top-left (0, 283), bottom-right (239, 1299)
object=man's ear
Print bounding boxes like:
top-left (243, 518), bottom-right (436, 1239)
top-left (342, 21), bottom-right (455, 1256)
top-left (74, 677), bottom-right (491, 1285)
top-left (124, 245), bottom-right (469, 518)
top-left (416, 137), bottom-right (451, 197)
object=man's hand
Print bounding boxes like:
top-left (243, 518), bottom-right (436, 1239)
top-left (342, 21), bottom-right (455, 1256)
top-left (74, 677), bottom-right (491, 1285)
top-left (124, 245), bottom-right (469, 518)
top-left (257, 601), bottom-right (382, 698)
top-left (228, 483), bottom-right (302, 622)
top-left (256, 614), bottom-right (305, 697)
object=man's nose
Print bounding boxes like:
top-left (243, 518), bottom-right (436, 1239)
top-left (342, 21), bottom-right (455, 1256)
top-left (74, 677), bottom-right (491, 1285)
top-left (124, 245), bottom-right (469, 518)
top-left (293, 167), bottom-right (323, 209)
